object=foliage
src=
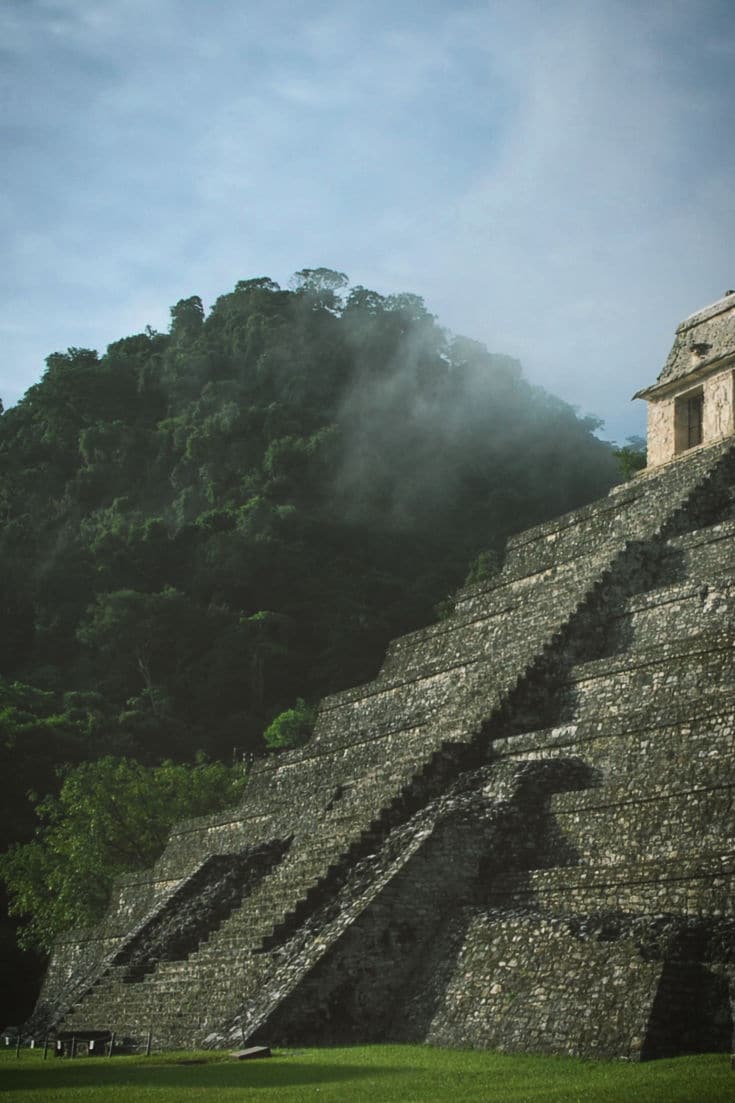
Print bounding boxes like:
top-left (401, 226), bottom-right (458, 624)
top-left (263, 698), bottom-right (317, 750)
top-left (434, 547), bottom-right (505, 620)
top-left (0, 756), bottom-right (246, 951)
top-left (613, 434), bottom-right (647, 480)
top-left (464, 548), bottom-right (504, 587)
top-left (0, 678), bottom-right (106, 844)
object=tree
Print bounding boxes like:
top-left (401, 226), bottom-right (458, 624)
top-left (76, 587), bottom-right (208, 701)
top-left (263, 698), bottom-right (316, 750)
top-left (613, 435), bottom-right (647, 480)
top-left (0, 678), bottom-right (102, 843)
top-left (169, 296), bottom-right (204, 340)
top-left (289, 268), bottom-right (349, 312)
top-left (0, 756), bottom-right (247, 951)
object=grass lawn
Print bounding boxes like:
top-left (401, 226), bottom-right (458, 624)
top-left (0, 1045), bottom-right (732, 1102)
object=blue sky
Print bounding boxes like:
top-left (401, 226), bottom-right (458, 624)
top-left (3, 0), bottom-right (735, 442)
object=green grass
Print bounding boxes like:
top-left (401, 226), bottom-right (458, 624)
top-left (0, 1045), bottom-right (732, 1102)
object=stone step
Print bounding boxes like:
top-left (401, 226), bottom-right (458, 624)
top-left (666, 515), bottom-right (735, 579)
top-left (545, 771), bottom-right (735, 866)
top-left (489, 853), bottom-right (735, 917)
top-left (492, 699), bottom-right (735, 772)
top-left (377, 553), bottom-right (618, 683)
top-left (550, 758), bottom-right (735, 811)
top-left (617, 578), bottom-right (735, 652)
top-left (556, 638), bottom-right (735, 723)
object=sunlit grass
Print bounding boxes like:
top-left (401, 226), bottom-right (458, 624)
top-left (0, 1044), bottom-right (732, 1102)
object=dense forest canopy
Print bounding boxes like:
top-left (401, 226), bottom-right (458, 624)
top-left (0, 269), bottom-right (631, 1005)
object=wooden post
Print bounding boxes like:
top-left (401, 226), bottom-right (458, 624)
top-left (145, 1030), bottom-right (152, 1056)
top-left (108, 1031), bottom-right (115, 1057)
top-left (15, 1035), bottom-right (21, 1058)
top-left (43, 1036), bottom-right (50, 1060)
top-left (70, 1035), bottom-right (76, 1059)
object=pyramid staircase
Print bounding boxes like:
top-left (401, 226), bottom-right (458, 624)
top-left (401, 494), bottom-right (735, 1057)
top-left (490, 513), bottom-right (735, 914)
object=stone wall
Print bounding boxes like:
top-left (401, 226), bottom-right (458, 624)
top-left (647, 395), bottom-right (676, 467)
top-left (646, 365), bottom-right (735, 468)
top-left (703, 369), bottom-right (735, 447)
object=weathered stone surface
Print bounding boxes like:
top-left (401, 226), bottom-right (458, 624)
top-left (656, 293), bottom-right (735, 390)
top-left (27, 426), bottom-right (735, 1060)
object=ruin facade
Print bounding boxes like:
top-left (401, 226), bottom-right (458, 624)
top-left (636, 290), bottom-right (735, 466)
top-left (29, 296), bottom-right (735, 1059)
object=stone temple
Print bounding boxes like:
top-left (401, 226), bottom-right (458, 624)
top-left (29, 293), bottom-right (735, 1059)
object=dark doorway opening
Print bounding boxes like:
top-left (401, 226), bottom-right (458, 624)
top-left (641, 962), bottom-right (732, 1060)
top-left (675, 389), bottom-right (704, 452)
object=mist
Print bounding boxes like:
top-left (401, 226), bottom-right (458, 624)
top-left (332, 290), bottom-right (618, 545)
